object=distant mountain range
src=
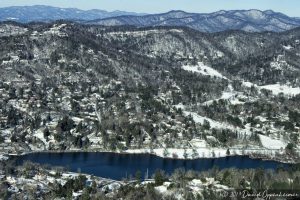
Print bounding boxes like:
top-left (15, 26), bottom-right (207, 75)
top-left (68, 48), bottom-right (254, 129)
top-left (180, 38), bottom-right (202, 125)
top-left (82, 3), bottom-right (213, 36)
top-left (0, 5), bottom-right (145, 22)
top-left (0, 5), bottom-right (300, 32)
top-left (88, 9), bottom-right (300, 32)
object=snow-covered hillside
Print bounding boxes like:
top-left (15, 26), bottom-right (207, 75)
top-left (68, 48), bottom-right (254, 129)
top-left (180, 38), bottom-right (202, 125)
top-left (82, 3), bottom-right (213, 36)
top-left (259, 84), bottom-right (300, 96)
top-left (0, 22), bottom-right (299, 164)
top-left (182, 62), bottom-right (227, 79)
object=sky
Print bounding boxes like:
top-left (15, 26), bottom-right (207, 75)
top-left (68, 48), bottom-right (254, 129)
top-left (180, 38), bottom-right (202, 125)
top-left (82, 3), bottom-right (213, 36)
top-left (0, 0), bottom-right (299, 17)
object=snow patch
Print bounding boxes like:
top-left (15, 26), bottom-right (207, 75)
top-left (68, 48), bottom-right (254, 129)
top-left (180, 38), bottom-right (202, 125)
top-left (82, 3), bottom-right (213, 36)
top-left (189, 139), bottom-right (207, 148)
top-left (283, 45), bottom-right (293, 50)
top-left (242, 81), bottom-right (257, 88)
top-left (175, 104), bottom-right (250, 135)
top-left (259, 134), bottom-right (287, 150)
top-left (182, 62), bottom-right (227, 79)
top-left (155, 182), bottom-right (170, 193)
top-left (259, 84), bottom-right (300, 96)
top-left (242, 81), bottom-right (300, 96)
top-left (105, 29), bottom-right (183, 37)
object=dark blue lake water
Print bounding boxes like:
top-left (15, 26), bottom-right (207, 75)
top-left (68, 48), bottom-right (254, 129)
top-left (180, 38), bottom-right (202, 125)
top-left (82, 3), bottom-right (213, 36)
top-left (15, 152), bottom-right (289, 180)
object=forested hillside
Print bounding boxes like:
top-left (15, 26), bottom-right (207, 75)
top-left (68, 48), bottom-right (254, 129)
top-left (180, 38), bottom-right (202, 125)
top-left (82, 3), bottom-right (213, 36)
top-left (0, 22), bottom-right (299, 162)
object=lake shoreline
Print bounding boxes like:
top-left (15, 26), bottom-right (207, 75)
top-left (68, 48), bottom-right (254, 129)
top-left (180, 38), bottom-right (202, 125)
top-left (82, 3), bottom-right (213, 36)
top-left (9, 147), bottom-right (299, 164)
top-left (12, 150), bottom-right (294, 180)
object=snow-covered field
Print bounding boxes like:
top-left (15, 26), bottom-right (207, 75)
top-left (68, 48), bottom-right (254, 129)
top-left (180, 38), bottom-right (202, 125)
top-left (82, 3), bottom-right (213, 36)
top-left (182, 62), bottom-right (227, 79)
top-left (175, 106), bottom-right (251, 136)
top-left (242, 81), bottom-right (300, 96)
top-left (259, 84), bottom-right (300, 96)
top-left (176, 104), bottom-right (221, 126)
top-left (258, 134), bottom-right (287, 150)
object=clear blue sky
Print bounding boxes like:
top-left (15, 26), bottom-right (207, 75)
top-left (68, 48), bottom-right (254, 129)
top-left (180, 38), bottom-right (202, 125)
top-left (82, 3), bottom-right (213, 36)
top-left (0, 0), bottom-right (299, 17)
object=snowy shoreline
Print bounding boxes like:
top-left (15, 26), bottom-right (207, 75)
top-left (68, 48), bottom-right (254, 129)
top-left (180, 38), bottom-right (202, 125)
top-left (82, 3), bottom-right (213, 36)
top-left (9, 147), bottom-right (298, 164)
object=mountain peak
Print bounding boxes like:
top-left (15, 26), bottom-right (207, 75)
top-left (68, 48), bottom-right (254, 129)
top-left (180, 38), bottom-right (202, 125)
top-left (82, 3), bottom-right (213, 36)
top-left (162, 10), bottom-right (193, 18)
top-left (168, 10), bottom-right (187, 14)
top-left (263, 9), bottom-right (276, 14)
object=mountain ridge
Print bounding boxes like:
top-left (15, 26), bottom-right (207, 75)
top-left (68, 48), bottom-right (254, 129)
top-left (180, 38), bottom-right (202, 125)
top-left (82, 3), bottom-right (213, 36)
top-left (0, 5), bottom-right (146, 22)
top-left (88, 9), bottom-right (300, 32)
top-left (0, 6), bottom-right (300, 32)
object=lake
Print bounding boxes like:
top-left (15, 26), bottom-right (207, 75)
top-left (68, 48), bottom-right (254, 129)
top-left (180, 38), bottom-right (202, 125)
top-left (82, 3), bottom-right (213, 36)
top-left (15, 152), bottom-right (290, 180)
